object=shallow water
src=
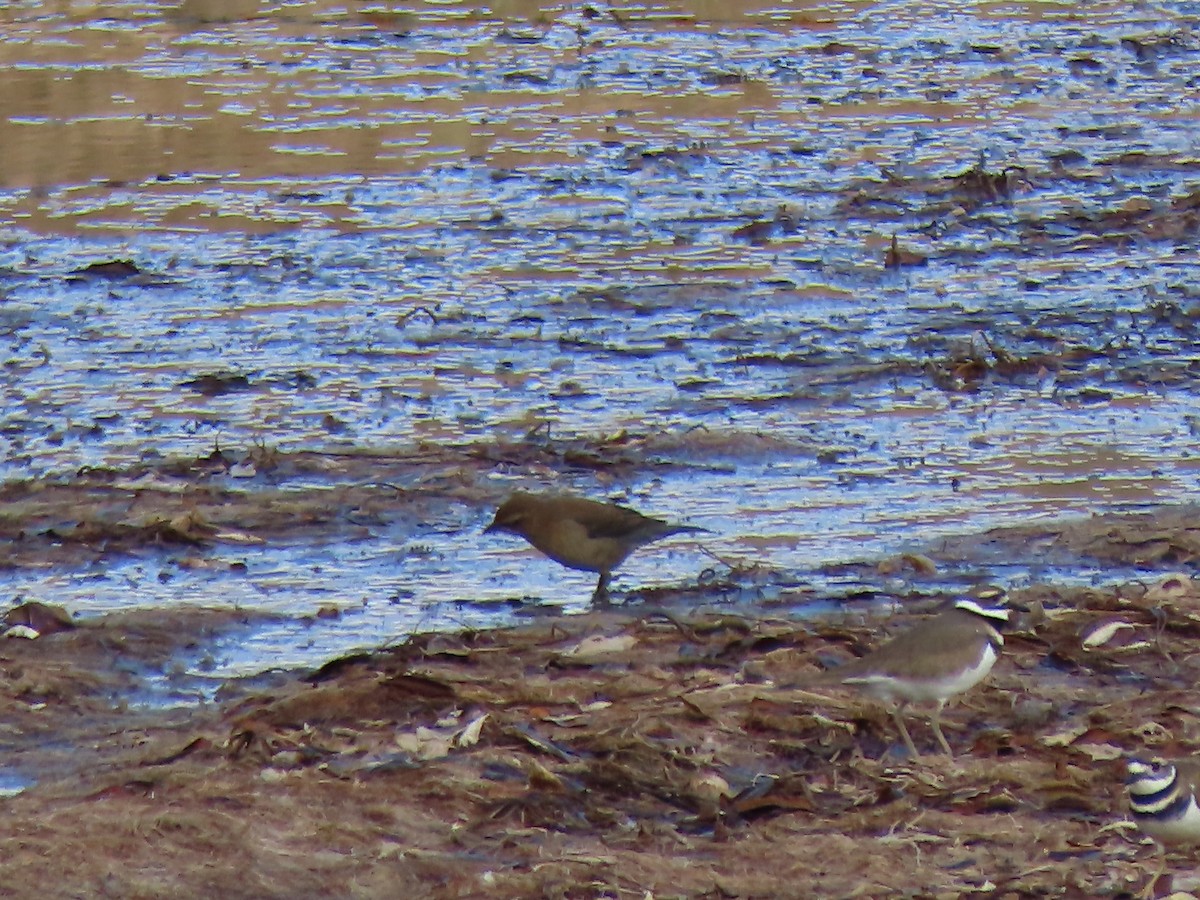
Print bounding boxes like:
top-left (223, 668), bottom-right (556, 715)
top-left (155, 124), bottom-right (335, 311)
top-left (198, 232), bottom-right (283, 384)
top-left (1, 0), bottom-right (1199, 675)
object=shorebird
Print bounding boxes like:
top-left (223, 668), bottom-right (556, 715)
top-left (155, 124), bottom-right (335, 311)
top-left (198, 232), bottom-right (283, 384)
top-left (806, 596), bottom-right (1010, 758)
top-left (1125, 755), bottom-right (1200, 896)
top-left (485, 491), bottom-right (707, 601)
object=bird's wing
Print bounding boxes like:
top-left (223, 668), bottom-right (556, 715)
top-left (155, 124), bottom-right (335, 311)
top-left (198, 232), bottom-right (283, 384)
top-left (577, 506), bottom-right (660, 540)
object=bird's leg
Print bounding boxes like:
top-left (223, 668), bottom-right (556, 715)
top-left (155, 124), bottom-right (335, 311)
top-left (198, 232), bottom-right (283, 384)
top-left (592, 572), bottom-right (612, 604)
top-left (1138, 844), bottom-right (1167, 899)
top-left (930, 699), bottom-right (954, 757)
top-left (889, 705), bottom-right (921, 760)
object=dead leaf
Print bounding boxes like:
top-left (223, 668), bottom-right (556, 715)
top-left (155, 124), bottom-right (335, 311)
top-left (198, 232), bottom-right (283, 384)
top-left (560, 633), bottom-right (637, 663)
top-left (1079, 617), bottom-right (1150, 651)
top-left (456, 712), bottom-right (489, 747)
top-left (1074, 742), bottom-right (1124, 761)
top-left (1041, 723), bottom-right (1089, 747)
top-left (395, 725), bottom-right (453, 761)
top-left (876, 553), bottom-right (938, 576)
top-left (525, 759), bottom-right (565, 791)
top-left (4, 601), bottom-right (76, 635)
top-left (1146, 572), bottom-right (1195, 603)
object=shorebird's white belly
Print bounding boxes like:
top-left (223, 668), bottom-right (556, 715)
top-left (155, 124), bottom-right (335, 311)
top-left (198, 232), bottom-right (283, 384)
top-left (851, 643), bottom-right (998, 703)
top-left (1140, 796), bottom-right (1200, 844)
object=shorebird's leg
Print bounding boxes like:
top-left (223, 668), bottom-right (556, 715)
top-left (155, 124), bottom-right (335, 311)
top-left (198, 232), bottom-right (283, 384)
top-left (930, 699), bottom-right (954, 757)
top-left (890, 705), bottom-right (921, 760)
top-left (1137, 845), bottom-right (1166, 900)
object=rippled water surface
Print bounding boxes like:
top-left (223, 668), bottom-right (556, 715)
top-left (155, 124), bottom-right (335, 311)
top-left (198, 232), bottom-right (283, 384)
top-left (2, 0), bottom-right (1199, 675)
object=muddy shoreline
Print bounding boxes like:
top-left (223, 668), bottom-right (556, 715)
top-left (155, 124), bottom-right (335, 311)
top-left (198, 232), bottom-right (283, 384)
top-left (3, 2), bottom-right (1200, 895)
top-left (0, 505), bottom-right (1195, 898)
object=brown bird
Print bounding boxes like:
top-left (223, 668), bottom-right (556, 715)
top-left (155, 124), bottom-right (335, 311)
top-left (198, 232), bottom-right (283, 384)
top-left (484, 491), bottom-right (708, 601)
top-left (805, 596), bottom-right (1009, 758)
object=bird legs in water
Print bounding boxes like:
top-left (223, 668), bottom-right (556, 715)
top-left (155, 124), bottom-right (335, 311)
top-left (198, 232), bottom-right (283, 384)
top-left (592, 572), bottom-right (612, 604)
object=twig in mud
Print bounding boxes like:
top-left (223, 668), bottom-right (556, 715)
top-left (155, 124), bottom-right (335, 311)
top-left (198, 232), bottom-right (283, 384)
top-left (397, 306), bottom-right (439, 328)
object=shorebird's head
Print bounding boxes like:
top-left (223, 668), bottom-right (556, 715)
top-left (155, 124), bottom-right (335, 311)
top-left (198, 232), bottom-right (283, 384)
top-left (485, 492), bottom-right (537, 536)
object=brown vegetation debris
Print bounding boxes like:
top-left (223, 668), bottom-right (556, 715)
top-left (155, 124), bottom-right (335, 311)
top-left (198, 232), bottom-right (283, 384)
top-left (67, 259), bottom-right (143, 280)
top-left (947, 162), bottom-right (1028, 205)
top-left (180, 371), bottom-right (253, 396)
top-left (731, 205), bottom-right (801, 244)
top-left (1027, 186), bottom-right (1200, 246)
top-left (11, 550), bottom-right (1200, 894)
top-left (883, 233), bottom-right (928, 269)
top-left (51, 585), bottom-right (1195, 897)
top-left (923, 331), bottom-right (1073, 392)
top-left (3, 601), bottom-right (76, 637)
top-left (939, 507), bottom-right (1200, 572)
top-left (836, 160), bottom-right (1027, 224)
top-left (0, 431), bottom-right (751, 571)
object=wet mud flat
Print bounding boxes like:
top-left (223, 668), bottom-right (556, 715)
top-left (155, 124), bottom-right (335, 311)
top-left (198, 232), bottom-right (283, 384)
top-left (3, 0), bottom-right (1200, 665)
top-left (3, 508), bottom-right (1200, 898)
top-left (3, 1), bottom-right (1200, 895)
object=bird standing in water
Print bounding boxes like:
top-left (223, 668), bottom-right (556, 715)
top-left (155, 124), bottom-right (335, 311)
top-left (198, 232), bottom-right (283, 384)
top-left (484, 491), bottom-right (708, 601)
